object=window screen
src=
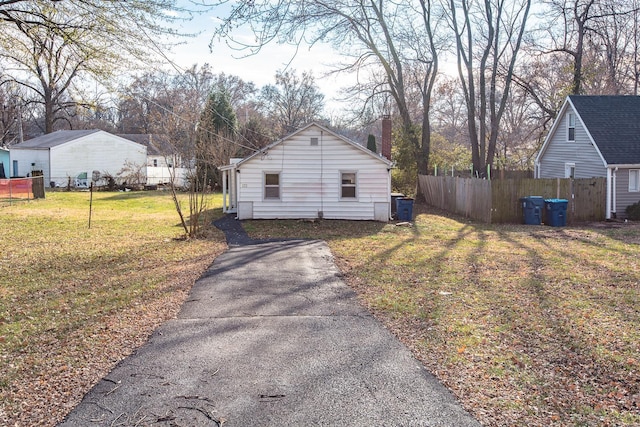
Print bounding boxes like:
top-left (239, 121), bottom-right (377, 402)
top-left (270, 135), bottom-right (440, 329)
top-left (265, 173), bottom-right (280, 199)
top-left (630, 170), bottom-right (640, 192)
top-left (568, 113), bottom-right (576, 141)
top-left (341, 172), bottom-right (356, 198)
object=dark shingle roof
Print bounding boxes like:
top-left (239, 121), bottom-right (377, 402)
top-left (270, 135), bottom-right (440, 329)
top-left (11, 129), bottom-right (101, 149)
top-left (569, 95), bottom-right (640, 165)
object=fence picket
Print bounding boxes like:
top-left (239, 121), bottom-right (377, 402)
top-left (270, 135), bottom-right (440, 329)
top-left (418, 175), bottom-right (606, 224)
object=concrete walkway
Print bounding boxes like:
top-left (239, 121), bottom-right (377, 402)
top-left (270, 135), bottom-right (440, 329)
top-left (59, 216), bottom-right (480, 426)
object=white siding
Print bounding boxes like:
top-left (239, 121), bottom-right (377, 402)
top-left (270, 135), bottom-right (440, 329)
top-left (538, 106), bottom-right (607, 178)
top-left (9, 149), bottom-right (49, 180)
top-left (236, 125), bottom-right (390, 221)
top-left (50, 132), bottom-right (146, 185)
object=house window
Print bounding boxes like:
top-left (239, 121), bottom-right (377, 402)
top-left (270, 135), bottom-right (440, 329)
top-left (567, 113), bottom-right (576, 141)
top-left (341, 172), bottom-right (357, 198)
top-left (630, 170), bottom-right (640, 192)
top-left (12, 160), bottom-right (18, 177)
top-left (264, 173), bottom-right (280, 199)
top-left (153, 159), bottom-right (158, 167)
top-left (310, 137), bottom-right (319, 146)
top-left (565, 163), bottom-right (575, 179)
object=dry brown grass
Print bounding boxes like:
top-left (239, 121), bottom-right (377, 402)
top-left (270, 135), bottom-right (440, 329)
top-left (244, 204), bottom-right (640, 426)
top-left (0, 191), bottom-right (226, 426)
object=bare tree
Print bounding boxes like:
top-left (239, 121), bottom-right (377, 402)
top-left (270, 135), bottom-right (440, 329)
top-left (0, 0), bottom-right (186, 133)
top-left (539, 0), bottom-right (640, 95)
top-left (214, 0), bottom-right (441, 175)
top-left (445, 0), bottom-right (531, 177)
top-left (259, 69), bottom-right (325, 136)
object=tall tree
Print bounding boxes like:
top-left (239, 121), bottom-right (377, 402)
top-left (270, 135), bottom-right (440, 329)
top-left (195, 89), bottom-right (238, 189)
top-left (540, 0), bottom-right (640, 95)
top-left (446, 0), bottom-right (531, 177)
top-left (259, 69), bottom-right (325, 136)
top-left (0, 0), bottom-right (183, 133)
top-left (214, 0), bottom-right (441, 175)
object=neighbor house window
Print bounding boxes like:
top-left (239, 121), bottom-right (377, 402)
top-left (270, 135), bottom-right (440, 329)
top-left (153, 159), bottom-right (158, 167)
top-left (630, 170), bottom-right (640, 192)
top-left (567, 113), bottom-right (576, 141)
top-left (264, 173), bottom-right (280, 199)
top-left (565, 163), bottom-right (576, 179)
top-left (341, 172), bottom-right (357, 198)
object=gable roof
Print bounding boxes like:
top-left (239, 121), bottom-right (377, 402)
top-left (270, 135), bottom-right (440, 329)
top-left (11, 130), bottom-right (101, 149)
top-left (117, 134), bottom-right (173, 156)
top-left (234, 122), bottom-right (392, 168)
top-left (569, 95), bottom-right (640, 165)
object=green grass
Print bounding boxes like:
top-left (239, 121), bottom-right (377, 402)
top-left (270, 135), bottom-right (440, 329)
top-left (244, 206), bottom-right (640, 427)
top-left (0, 190), bottom-right (227, 426)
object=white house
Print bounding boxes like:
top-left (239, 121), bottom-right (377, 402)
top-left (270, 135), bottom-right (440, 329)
top-left (220, 122), bottom-right (393, 222)
top-left (535, 95), bottom-right (640, 219)
top-left (10, 129), bottom-right (147, 187)
top-left (118, 134), bottom-right (189, 187)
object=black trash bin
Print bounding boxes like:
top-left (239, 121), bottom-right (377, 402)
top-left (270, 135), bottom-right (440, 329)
top-left (390, 193), bottom-right (405, 219)
top-left (396, 197), bottom-right (414, 221)
top-left (544, 199), bottom-right (568, 227)
top-left (520, 196), bottom-right (544, 225)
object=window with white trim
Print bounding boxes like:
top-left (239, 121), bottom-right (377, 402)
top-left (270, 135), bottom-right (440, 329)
top-left (264, 173), bottom-right (280, 199)
top-left (567, 113), bottom-right (576, 141)
top-left (341, 172), bottom-right (357, 198)
top-left (565, 163), bottom-right (575, 179)
top-left (629, 170), bottom-right (640, 192)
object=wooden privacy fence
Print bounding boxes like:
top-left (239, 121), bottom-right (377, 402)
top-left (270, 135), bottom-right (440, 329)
top-left (418, 175), bottom-right (607, 224)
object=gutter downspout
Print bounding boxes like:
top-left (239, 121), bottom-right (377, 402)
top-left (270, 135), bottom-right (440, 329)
top-left (606, 168), bottom-right (612, 220)
top-left (612, 167), bottom-right (618, 219)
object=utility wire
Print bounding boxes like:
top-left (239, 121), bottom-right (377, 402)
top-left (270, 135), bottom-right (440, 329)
top-left (118, 18), bottom-right (271, 153)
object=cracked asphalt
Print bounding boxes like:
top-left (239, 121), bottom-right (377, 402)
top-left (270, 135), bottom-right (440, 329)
top-left (59, 216), bottom-right (480, 426)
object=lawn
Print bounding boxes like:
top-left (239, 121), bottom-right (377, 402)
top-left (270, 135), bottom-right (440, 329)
top-left (1, 193), bottom-right (638, 426)
top-left (243, 204), bottom-right (640, 427)
top-left (0, 191), bottom-right (227, 426)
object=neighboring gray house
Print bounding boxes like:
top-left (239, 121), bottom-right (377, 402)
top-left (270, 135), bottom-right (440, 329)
top-left (535, 95), bottom-right (640, 219)
top-left (219, 122), bottom-right (393, 222)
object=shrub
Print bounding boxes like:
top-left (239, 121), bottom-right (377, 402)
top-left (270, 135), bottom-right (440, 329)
top-left (625, 201), bottom-right (640, 220)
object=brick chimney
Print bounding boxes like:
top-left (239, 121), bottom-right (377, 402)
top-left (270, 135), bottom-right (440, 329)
top-left (381, 114), bottom-right (391, 161)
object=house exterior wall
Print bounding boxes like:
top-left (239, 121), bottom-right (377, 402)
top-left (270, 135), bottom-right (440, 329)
top-left (0, 149), bottom-right (9, 178)
top-left (614, 167), bottom-right (640, 218)
top-left (9, 149), bottom-right (49, 179)
top-left (537, 106), bottom-right (607, 179)
top-left (236, 126), bottom-right (391, 221)
top-left (50, 133), bottom-right (146, 187)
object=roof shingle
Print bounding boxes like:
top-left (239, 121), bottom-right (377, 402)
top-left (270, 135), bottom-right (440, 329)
top-left (569, 95), bottom-right (640, 165)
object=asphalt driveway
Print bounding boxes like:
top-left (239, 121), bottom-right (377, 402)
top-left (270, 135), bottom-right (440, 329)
top-left (59, 217), bottom-right (480, 426)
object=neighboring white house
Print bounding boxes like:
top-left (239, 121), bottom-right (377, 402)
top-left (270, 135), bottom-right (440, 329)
top-left (118, 134), bottom-right (189, 187)
top-left (10, 130), bottom-right (147, 188)
top-left (535, 95), bottom-right (640, 219)
top-left (220, 122), bottom-right (393, 222)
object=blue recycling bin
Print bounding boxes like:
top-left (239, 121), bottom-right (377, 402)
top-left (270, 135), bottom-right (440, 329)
top-left (396, 197), bottom-right (414, 221)
top-left (520, 196), bottom-right (544, 225)
top-left (544, 199), bottom-right (568, 227)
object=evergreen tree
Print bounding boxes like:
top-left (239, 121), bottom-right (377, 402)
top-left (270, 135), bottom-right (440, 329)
top-left (367, 134), bottom-right (377, 153)
top-left (195, 89), bottom-right (238, 190)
